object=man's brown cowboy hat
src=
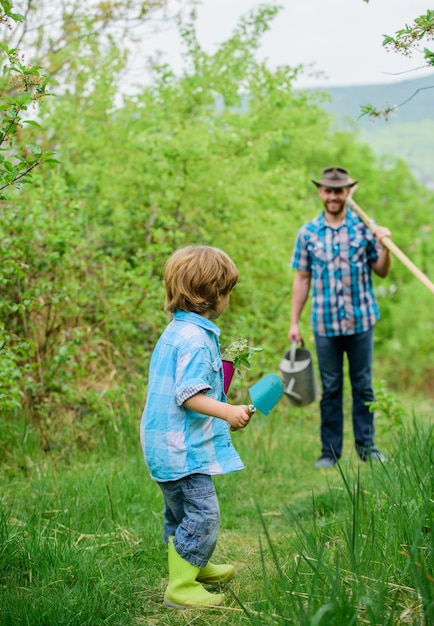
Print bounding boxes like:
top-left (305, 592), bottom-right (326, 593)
top-left (312, 167), bottom-right (357, 188)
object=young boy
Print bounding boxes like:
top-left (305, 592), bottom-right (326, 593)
top-left (140, 245), bottom-right (254, 609)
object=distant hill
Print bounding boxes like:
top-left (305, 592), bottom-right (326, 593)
top-left (304, 75), bottom-right (434, 188)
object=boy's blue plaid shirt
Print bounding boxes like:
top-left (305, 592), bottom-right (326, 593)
top-left (140, 311), bottom-right (244, 482)
top-left (291, 208), bottom-right (382, 336)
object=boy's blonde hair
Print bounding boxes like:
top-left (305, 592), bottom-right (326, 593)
top-left (163, 245), bottom-right (239, 314)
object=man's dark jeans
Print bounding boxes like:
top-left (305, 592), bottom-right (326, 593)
top-left (314, 328), bottom-right (375, 460)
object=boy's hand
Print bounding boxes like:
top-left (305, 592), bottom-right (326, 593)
top-left (228, 404), bottom-right (255, 431)
top-left (183, 394), bottom-right (255, 430)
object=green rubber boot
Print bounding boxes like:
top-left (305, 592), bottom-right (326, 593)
top-left (197, 562), bottom-right (235, 584)
top-left (163, 538), bottom-right (225, 609)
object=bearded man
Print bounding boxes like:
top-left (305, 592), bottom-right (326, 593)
top-left (288, 167), bottom-right (391, 468)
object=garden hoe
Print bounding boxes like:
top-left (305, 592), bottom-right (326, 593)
top-left (348, 197), bottom-right (434, 296)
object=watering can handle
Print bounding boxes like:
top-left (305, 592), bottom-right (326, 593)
top-left (290, 339), bottom-right (304, 368)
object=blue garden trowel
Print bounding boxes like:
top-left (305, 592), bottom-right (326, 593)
top-left (248, 374), bottom-right (284, 416)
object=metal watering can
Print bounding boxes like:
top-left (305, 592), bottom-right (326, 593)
top-left (279, 340), bottom-right (318, 407)
top-left (247, 341), bottom-right (318, 416)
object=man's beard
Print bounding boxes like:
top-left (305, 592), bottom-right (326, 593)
top-left (324, 202), bottom-right (345, 215)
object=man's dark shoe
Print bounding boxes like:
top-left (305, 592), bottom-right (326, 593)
top-left (314, 456), bottom-right (336, 468)
top-left (358, 447), bottom-right (387, 463)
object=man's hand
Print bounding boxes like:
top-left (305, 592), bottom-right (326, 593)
top-left (288, 323), bottom-right (302, 344)
top-left (372, 225), bottom-right (391, 242)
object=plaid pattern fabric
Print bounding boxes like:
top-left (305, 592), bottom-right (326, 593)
top-left (292, 208), bottom-right (381, 336)
top-left (140, 311), bottom-right (244, 482)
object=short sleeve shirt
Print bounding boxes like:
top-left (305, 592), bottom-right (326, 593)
top-left (140, 311), bottom-right (244, 482)
top-left (291, 209), bottom-right (381, 336)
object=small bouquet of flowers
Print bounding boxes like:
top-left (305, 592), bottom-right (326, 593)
top-left (221, 337), bottom-right (262, 394)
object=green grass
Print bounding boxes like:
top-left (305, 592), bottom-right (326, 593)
top-left (0, 391), bottom-right (433, 625)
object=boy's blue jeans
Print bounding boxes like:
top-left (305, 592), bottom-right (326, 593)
top-left (314, 328), bottom-right (375, 460)
top-left (157, 473), bottom-right (220, 569)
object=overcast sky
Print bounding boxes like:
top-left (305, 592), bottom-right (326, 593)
top-left (130, 0), bottom-right (433, 89)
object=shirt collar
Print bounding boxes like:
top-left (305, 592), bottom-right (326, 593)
top-left (173, 310), bottom-right (221, 337)
top-left (320, 207), bottom-right (354, 231)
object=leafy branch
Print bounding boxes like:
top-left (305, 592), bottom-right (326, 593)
top-left (0, 1), bottom-right (58, 197)
top-left (359, 85), bottom-right (434, 121)
top-left (360, 8), bottom-right (434, 120)
top-left (382, 10), bottom-right (434, 62)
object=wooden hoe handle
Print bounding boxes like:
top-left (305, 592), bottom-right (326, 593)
top-left (347, 198), bottom-right (434, 296)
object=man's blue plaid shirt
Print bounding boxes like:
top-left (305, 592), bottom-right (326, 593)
top-left (291, 208), bottom-right (382, 336)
